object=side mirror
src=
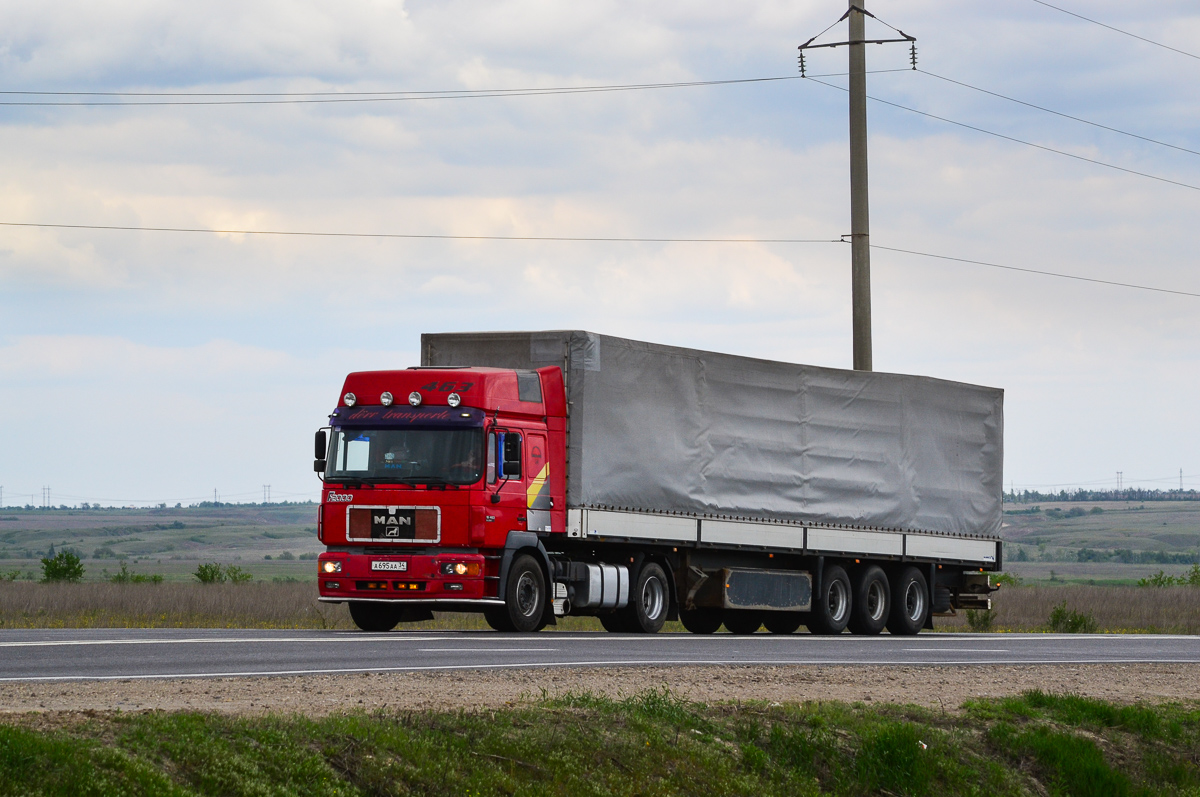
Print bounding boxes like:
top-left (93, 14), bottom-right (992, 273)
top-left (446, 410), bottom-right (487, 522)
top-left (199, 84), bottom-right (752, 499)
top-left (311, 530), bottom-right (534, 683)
top-left (315, 429), bottom-right (328, 459)
top-left (314, 459), bottom-right (327, 473)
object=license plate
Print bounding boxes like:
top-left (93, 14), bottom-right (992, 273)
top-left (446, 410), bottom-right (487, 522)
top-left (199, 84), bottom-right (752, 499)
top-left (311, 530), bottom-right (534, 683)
top-left (370, 561), bottom-right (408, 572)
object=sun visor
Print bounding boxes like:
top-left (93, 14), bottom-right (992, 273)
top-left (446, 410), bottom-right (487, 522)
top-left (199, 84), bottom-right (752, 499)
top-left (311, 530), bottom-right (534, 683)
top-left (329, 405), bottom-right (486, 428)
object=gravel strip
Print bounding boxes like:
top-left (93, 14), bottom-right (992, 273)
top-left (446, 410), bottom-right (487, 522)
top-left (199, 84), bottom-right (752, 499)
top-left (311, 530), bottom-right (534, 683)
top-left (1, 663), bottom-right (1197, 717)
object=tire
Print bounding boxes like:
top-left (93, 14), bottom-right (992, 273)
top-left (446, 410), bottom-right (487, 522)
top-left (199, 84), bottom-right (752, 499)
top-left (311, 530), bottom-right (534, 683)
top-left (348, 601), bottom-right (402, 632)
top-left (483, 606), bottom-right (515, 632)
top-left (763, 612), bottom-right (804, 635)
top-left (598, 613), bottom-right (631, 633)
top-left (806, 565), bottom-right (852, 635)
top-left (847, 565), bottom-right (890, 636)
top-left (723, 610), bottom-right (763, 635)
top-left (618, 562), bottom-right (670, 634)
top-left (494, 554), bottom-right (547, 633)
top-left (886, 566), bottom-right (929, 636)
top-left (679, 608), bottom-right (723, 634)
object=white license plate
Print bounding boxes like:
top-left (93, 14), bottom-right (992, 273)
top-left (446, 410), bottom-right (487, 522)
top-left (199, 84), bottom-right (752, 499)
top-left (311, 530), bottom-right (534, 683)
top-left (370, 561), bottom-right (408, 572)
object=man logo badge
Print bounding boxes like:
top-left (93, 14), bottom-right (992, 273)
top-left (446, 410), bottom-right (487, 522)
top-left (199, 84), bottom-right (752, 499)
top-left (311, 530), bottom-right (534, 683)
top-left (372, 508), bottom-right (415, 539)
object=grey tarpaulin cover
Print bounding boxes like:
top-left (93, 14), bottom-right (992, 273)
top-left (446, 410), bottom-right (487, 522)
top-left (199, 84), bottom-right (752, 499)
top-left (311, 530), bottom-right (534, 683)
top-left (422, 331), bottom-right (1003, 537)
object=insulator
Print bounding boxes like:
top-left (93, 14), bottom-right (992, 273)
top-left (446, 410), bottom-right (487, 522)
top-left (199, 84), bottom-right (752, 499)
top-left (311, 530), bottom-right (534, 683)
top-left (909, 42), bottom-right (918, 69)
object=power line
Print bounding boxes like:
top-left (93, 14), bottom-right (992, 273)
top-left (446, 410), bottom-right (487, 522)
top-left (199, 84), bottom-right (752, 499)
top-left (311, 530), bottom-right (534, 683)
top-left (806, 77), bottom-right (1200, 194)
top-left (2, 219), bottom-right (1196, 299)
top-left (1030, 0), bottom-right (1200, 61)
top-left (0, 71), bottom-right (904, 107)
top-left (0, 221), bottom-right (844, 244)
top-left (871, 244), bottom-right (1200, 299)
top-left (916, 69), bottom-right (1200, 158)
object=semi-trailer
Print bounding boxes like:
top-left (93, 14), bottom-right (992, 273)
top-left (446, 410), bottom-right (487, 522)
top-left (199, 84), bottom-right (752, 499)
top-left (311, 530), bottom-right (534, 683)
top-left (315, 331), bottom-right (1003, 634)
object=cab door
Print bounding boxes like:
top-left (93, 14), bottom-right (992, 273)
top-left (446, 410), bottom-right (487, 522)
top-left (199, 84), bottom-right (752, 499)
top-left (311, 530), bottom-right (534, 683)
top-left (525, 433), bottom-right (551, 532)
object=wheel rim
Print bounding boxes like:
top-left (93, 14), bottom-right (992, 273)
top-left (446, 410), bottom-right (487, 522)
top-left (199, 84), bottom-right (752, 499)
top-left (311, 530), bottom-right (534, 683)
top-left (904, 581), bottom-right (925, 622)
top-left (641, 575), bottom-right (666, 620)
top-left (827, 579), bottom-right (848, 623)
top-left (866, 580), bottom-right (886, 622)
top-left (515, 572), bottom-right (539, 618)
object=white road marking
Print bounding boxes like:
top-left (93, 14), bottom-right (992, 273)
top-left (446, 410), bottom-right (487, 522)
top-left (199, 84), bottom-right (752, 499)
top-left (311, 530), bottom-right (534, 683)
top-left (418, 648), bottom-right (558, 652)
top-left (903, 648), bottom-right (1010, 653)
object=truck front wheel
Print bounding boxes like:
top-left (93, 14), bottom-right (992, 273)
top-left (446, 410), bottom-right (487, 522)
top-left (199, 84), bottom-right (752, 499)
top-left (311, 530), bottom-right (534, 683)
top-left (492, 554), bottom-right (548, 633)
top-left (886, 566), bottom-right (929, 636)
top-left (348, 601), bottom-right (402, 633)
top-left (807, 565), bottom-right (852, 635)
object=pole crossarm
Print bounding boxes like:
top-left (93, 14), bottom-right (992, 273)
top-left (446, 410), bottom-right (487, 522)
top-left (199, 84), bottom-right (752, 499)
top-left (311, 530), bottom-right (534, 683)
top-left (798, 37), bottom-right (914, 50)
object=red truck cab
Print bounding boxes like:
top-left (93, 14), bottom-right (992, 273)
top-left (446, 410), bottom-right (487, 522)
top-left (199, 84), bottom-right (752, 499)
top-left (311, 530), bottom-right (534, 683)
top-left (315, 366), bottom-right (566, 631)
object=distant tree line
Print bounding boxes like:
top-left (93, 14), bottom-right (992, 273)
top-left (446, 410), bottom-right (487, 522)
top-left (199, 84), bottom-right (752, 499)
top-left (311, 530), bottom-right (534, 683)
top-left (1006, 488), bottom-right (1198, 503)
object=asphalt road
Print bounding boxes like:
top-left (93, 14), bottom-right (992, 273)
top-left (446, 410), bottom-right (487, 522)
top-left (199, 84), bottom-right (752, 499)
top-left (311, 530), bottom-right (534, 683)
top-left (2, 629), bottom-right (1198, 682)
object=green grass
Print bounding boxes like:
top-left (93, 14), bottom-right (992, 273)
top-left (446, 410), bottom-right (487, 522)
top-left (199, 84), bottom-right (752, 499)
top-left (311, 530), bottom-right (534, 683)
top-left (2, 690), bottom-right (1199, 796)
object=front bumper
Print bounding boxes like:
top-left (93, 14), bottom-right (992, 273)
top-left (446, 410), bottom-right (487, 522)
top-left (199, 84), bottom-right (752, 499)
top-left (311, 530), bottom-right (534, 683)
top-left (317, 551), bottom-right (492, 603)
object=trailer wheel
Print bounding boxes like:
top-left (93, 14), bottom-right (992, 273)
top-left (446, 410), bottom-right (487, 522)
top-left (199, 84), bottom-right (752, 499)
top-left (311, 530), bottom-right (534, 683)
top-left (723, 611), bottom-right (763, 635)
top-left (847, 565), bottom-right (890, 635)
top-left (619, 562), bottom-right (669, 634)
top-left (763, 612), bottom-right (804, 635)
top-left (348, 602), bottom-right (402, 633)
top-left (491, 554), bottom-right (547, 633)
top-left (806, 565), bottom-right (852, 635)
top-left (679, 608), bottom-right (723, 634)
top-left (886, 566), bottom-right (929, 636)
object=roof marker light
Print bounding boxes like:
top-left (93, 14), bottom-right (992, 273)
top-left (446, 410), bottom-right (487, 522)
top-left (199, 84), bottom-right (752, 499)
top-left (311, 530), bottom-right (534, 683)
top-left (408, 391), bottom-right (422, 407)
top-left (343, 392), bottom-right (356, 407)
top-left (380, 392), bottom-right (393, 407)
top-left (447, 392), bottom-right (462, 408)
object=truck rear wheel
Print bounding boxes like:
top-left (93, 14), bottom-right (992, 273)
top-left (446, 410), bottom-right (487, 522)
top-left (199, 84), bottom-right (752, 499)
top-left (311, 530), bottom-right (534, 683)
top-left (847, 565), bottom-right (890, 635)
top-left (763, 612), bottom-right (804, 635)
top-left (723, 610), bottom-right (763, 635)
top-left (807, 565), bottom-right (852, 635)
top-left (618, 562), bottom-right (669, 634)
top-left (886, 566), bottom-right (929, 636)
top-left (348, 601), bottom-right (402, 632)
top-left (491, 554), bottom-right (547, 633)
top-left (679, 608), bottom-right (723, 634)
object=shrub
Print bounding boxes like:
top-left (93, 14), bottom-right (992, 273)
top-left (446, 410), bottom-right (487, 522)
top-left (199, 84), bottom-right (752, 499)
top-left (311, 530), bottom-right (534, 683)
top-left (965, 608), bottom-right (995, 632)
top-left (298, 552), bottom-right (318, 560)
top-left (1048, 601), bottom-right (1098, 634)
top-left (40, 551), bottom-right (84, 583)
top-left (92, 546), bottom-right (117, 559)
top-left (109, 562), bottom-right (164, 584)
top-left (278, 551), bottom-right (295, 561)
top-left (194, 563), bottom-right (252, 584)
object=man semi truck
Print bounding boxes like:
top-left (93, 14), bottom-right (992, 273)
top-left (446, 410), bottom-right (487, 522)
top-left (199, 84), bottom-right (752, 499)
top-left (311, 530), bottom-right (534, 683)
top-left (314, 331), bottom-right (1002, 634)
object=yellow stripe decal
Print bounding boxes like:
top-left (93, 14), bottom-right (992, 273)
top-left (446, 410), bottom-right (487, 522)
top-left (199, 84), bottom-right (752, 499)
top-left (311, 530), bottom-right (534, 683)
top-left (527, 463), bottom-right (550, 509)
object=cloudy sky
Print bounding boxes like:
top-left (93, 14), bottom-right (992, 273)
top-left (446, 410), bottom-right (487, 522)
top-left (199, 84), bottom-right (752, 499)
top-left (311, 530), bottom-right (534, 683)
top-left (1, 0), bottom-right (1198, 507)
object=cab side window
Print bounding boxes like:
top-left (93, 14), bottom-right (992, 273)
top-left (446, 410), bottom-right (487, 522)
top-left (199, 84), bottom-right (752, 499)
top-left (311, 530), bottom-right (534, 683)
top-left (500, 432), bottom-right (522, 479)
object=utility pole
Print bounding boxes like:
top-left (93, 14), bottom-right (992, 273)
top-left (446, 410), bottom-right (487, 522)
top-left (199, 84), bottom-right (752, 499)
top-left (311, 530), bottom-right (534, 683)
top-left (848, 1), bottom-right (872, 371)
top-left (799, 4), bottom-right (914, 372)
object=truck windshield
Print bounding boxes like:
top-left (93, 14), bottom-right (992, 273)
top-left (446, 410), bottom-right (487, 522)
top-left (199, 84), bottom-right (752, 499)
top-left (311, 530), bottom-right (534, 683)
top-left (325, 427), bottom-right (484, 485)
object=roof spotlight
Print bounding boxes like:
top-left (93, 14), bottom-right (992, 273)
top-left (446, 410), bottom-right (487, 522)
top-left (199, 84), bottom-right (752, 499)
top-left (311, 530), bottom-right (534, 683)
top-left (408, 391), bottom-right (422, 407)
top-left (447, 392), bottom-right (462, 408)
top-left (380, 392), bottom-right (393, 407)
top-left (343, 392), bottom-right (356, 407)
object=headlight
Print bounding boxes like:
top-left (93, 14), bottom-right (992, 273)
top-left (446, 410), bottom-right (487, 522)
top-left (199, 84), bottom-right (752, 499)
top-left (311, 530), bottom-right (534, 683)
top-left (440, 562), bottom-right (480, 576)
top-left (321, 560), bottom-right (342, 574)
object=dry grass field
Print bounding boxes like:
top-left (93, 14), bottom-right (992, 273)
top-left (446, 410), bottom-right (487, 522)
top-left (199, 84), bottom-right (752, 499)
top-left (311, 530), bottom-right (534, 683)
top-left (2, 580), bottom-right (1198, 634)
